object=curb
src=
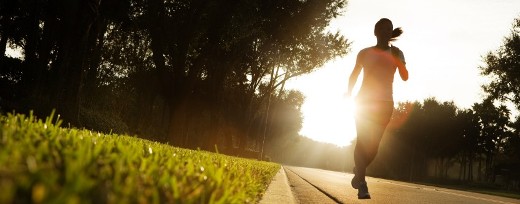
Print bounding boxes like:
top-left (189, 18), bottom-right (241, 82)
top-left (259, 166), bottom-right (296, 204)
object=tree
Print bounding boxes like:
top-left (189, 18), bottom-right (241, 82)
top-left (387, 101), bottom-right (425, 180)
top-left (0, 0), bottom-right (106, 124)
top-left (131, 0), bottom-right (350, 150)
top-left (383, 99), bottom-right (466, 180)
top-left (472, 98), bottom-right (511, 182)
top-left (478, 15), bottom-right (520, 186)
top-left (455, 109), bottom-right (480, 181)
top-left (263, 90), bottom-right (305, 157)
top-left (504, 116), bottom-right (520, 188)
top-left (480, 16), bottom-right (520, 109)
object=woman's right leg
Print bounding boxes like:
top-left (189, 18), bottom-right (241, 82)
top-left (353, 101), bottom-right (393, 182)
top-left (353, 117), bottom-right (374, 182)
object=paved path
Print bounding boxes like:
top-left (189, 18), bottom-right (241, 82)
top-left (261, 166), bottom-right (520, 204)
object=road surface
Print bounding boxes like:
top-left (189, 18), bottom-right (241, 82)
top-left (261, 166), bottom-right (520, 204)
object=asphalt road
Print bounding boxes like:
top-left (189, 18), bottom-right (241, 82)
top-left (281, 166), bottom-right (520, 204)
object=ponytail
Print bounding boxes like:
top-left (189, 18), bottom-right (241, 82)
top-left (391, 27), bottom-right (403, 41)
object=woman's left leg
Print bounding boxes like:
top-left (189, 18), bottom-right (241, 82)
top-left (363, 101), bottom-right (394, 166)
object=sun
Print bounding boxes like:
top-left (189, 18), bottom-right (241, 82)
top-left (285, 58), bottom-right (359, 147)
top-left (299, 93), bottom-right (357, 147)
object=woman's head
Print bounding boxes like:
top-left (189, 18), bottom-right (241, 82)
top-left (374, 18), bottom-right (403, 42)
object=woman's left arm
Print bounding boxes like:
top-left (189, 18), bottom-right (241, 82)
top-left (395, 48), bottom-right (408, 81)
top-left (398, 63), bottom-right (408, 81)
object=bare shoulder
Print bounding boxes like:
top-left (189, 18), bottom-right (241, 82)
top-left (358, 47), bottom-right (372, 57)
top-left (391, 46), bottom-right (405, 55)
top-left (391, 46), bottom-right (406, 64)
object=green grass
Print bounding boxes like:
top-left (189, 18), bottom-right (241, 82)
top-left (0, 112), bottom-right (280, 203)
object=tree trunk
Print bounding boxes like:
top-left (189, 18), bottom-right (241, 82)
top-left (434, 159), bottom-right (439, 178)
top-left (54, 0), bottom-right (101, 125)
top-left (409, 146), bottom-right (415, 182)
top-left (459, 153), bottom-right (465, 181)
top-left (33, 14), bottom-right (59, 102)
top-left (84, 16), bottom-right (108, 95)
top-left (444, 158), bottom-right (449, 179)
top-left (486, 153), bottom-right (494, 182)
top-left (468, 156), bottom-right (473, 181)
top-left (0, 31), bottom-right (6, 57)
top-left (145, 0), bottom-right (183, 144)
top-left (478, 156), bottom-right (482, 181)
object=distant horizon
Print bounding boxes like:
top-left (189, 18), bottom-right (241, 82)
top-left (286, 0), bottom-right (520, 147)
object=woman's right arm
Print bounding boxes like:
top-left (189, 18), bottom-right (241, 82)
top-left (347, 51), bottom-right (363, 97)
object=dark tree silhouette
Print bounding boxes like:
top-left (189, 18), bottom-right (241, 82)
top-left (473, 98), bottom-right (511, 182)
top-left (454, 109), bottom-right (480, 181)
top-left (480, 16), bottom-right (520, 109)
top-left (0, 0), bottom-right (349, 156)
top-left (475, 16), bottom-right (520, 187)
top-left (0, 0), bottom-right (104, 124)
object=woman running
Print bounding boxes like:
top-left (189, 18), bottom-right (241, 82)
top-left (346, 18), bottom-right (409, 199)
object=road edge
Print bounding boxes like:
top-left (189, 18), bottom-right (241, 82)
top-left (259, 166), bottom-right (296, 204)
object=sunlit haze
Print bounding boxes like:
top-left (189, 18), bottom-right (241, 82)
top-left (286, 0), bottom-right (520, 147)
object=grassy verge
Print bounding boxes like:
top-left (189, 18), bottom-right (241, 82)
top-left (0, 112), bottom-right (280, 203)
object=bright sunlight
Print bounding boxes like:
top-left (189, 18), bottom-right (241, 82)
top-left (300, 96), bottom-right (357, 147)
top-left (286, 58), bottom-right (358, 147)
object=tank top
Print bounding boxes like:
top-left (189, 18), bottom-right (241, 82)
top-left (356, 46), bottom-right (405, 102)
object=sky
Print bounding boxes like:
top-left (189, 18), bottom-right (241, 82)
top-left (285, 0), bottom-right (520, 147)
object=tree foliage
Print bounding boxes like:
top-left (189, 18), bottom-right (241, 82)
top-left (0, 0), bottom-right (349, 156)
top-left (371, 97), bottom-right (517, 187)
top-left (480, 16), bottom-right (520, 108)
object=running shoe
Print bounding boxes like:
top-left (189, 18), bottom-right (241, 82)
top-left (351, 167), bottom-right (360, 189)
top-left (357, 181), bottom-right (371, 199)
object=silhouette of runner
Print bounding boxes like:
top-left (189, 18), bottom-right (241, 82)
top-left (346, 18), bottom-right (409, 199)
